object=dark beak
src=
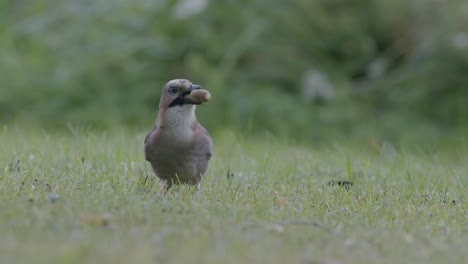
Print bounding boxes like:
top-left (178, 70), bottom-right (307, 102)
top-left (181, 84), bottom-right (202, 97)
top-left (188, 84), bottom-right (202, 92)
top-left (169, 84), bottom-right (203, 108)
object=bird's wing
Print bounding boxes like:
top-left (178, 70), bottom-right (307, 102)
top-left (192, 124), bottom-right (213, 177)
top-left (144, 125), bottom-right (158, 161)
top-left (196, 123), bottom-right (213, 157)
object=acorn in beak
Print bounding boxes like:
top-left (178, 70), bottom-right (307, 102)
top-left (169, 84), bottom-right (211, 107)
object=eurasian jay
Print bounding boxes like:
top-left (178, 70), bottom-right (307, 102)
top-left (144, 79), bottom-right (213, 190)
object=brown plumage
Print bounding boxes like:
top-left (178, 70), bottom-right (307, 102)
top-left (144, 79), bottom-right (213, 190)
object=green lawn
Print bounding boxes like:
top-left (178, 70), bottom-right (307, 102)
top-left (0, 126), bottom-right (467, 264)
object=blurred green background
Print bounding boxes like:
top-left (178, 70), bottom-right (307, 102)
top-left (1, 0), bottom-right (467, 143)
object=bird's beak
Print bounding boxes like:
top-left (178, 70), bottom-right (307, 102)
top-left (182, 85), bottom-right (202, 99)
top-left (188, 84), bottom-right (202, 93)
top-left (183, 85), bottom-right (203, 105)
top-left (168, 85), bottom-right (204, 108)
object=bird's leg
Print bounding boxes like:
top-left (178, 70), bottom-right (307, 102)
top-left (195, 173), bottom-right (204, 191)
top-left (160, 180), bottom-right (172, 193)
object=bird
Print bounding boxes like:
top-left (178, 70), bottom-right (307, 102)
top-left (144, 79), bottom-right (213, 190)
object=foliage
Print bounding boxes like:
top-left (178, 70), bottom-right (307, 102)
top-left (1, 0), bottom-right (467, 140)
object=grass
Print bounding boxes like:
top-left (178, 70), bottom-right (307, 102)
top-left (0, 125), bottom-right (467, 264)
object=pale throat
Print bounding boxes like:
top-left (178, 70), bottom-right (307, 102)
top-left (163, 105), bottom-right (197, 140)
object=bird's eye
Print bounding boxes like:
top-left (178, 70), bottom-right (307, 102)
top-left (169, 86), bottom-right (179, 95)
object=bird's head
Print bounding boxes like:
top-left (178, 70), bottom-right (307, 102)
top-left (159, 79), bottom-right (209, 109)
top-left (156, 79), bottom-right (211, 132)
